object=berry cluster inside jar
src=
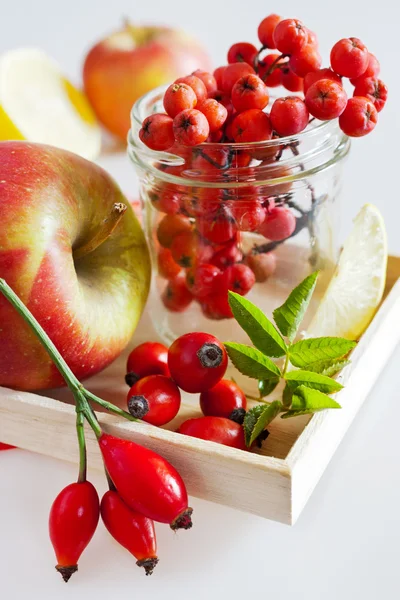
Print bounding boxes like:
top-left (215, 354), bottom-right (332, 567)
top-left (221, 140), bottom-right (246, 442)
top-left (138, 14), bottom-right (387, 319)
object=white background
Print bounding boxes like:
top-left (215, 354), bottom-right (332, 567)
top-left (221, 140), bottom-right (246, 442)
top-left (1, 1), bottom-right (400, 599)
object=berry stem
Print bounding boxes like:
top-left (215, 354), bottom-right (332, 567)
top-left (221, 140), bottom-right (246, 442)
top-left (261, 53), bottom-right (288, 82)
top-left (74, 203), bottom-right (127, 260)
top-left (76, 410), bottom-right (87, 483)
top-left (84, 390), bottom-right (138, 423)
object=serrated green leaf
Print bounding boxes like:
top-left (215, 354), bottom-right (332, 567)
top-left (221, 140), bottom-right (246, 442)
top-left (307, 359), bottom-right (351, 377)
top-left (291, 386), bottom-right (341, 411)
top-left (282, 384), bottom-right (293, 408)
top-left (289, 337), bottom-right (356, 368)
top-left (228, 292), bottom-right (287, 358)
top-left (243, 401), bottom-right (282, 446)
top-left (284, 369), bottom-right (343, 393)
top-left (273, 272), bottom-right (319, 341)
top-left (224, 342), bottom-right (281, 380)
top-left (258, 378), bottom-right (280, 398)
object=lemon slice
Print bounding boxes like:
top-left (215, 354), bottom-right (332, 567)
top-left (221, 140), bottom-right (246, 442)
top-left (0, 48), bottom-right (101, 160)
top-left (307, 204), bottom-right (387, 339)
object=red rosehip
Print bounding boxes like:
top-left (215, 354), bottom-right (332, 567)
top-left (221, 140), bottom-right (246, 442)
top-left (330, 37), bottom-right (369, 79)
top-left (227, 42), bottom-right (258, 66)
top-left (127, 374), bottom-right (181, 426)
top-left (258, 53), bottom-right (284, 87)
top-left (126, 342), bottom-right (170, 387)
top-left (210, 90), bottom-right (235, 117)
top-left (201, 293), bottom-right (233, 320)
top-left (231, 74), bottom-right (269, 112)
top-left (258, 206), bottom-right (296, 241)
top-left (0, 442), bottom-right (14, 450)
top-left (350, 53), bottom-right (380, 86)
top-left (339, 96), bottom-right (378, 137)
top-left (281, 67), bottom-right (304, 92)
top-left (289, 44), bottom-right (322, 78)
top-left (200, 379), bottom-right (247, 422)
top-left (182, 188), bottom-right (220, 218)
top-left (198, 207), bottom-right (238, 245)
top-left (186, 263), bottom-right (222, 298)
top-left (270, 96), bottom-right (309, 136)
top-left (211, 241), bottom-right (243, 270)
top-left (157, 247), bottom-right (181, 280)
top-left (221, 263), bottom-right (255, 296)
top-left (353, 77), bottom-right (388, 113)
top-left (170, 231), bottom-right (212, 268)
top-left (221, 62), bottom-right (255, 93)
top-left (305, 79), bottom-right (348, 120)
top-left (213, 66), bottom-right (227, 89)
top-left (192, 69), bottom-right (218, 95)
top-left (157, 214), bottom-right (192, 248)
top-left (139, 114), bottom-right (175, 151)
top-left (175, 75), bottom-right (208, 104)
top-left (231, 109), bottom-right (272, 143)
top-left (245, 252), bottom-right (277, 282)
top-left (305, 28), bottom-right (319, 48)
top-left (303, 68), bottom-right (342, 94)
top-left (162, 275), bottom-right (193, 312)
top-left (149, 187), bottom-right (180, 215)
top-left (207, 129), bottom-right (224, 143)
top-left (257, 14), bottom-right (282, 48)
top-left (273, 19), bottom-right (307, 55)
top-left (197, 98), bottom-right (228, 132)
top-left (168, 332), bottom-right (228, 393)
top-left (231, 200), bottom-right (266, 232)
top-left (173, 109), bottom-right (209, 147)
top-left (163, 83), bottom-right (197, 118)
top-left (178, 416), bottom-right (246, 450)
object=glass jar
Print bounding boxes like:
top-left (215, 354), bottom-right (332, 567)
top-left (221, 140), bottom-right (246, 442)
top-left (128, 86), bottom-right (350, 346)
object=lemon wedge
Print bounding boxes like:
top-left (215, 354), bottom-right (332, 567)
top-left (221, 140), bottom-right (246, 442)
top-left (307, 204), bottom-right (387, 339)
top-left (0, 48), bottom-right (101, 160)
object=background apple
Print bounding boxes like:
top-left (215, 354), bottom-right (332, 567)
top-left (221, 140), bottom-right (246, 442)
top-left (0, 141), bottom-right (151, 391)
top-left (83, 22), bottom-right (211, 140)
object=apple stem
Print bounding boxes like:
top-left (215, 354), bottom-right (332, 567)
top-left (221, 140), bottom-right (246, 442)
top-left (74, 203), bottom-right (127, 260)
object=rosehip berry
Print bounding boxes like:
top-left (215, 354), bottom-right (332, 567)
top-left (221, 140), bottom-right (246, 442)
top-left (99, 433), bottom-right (192, 530)
top-left (289, 44), bottom-right (322, 78)
top-left (245, 251), bottom-right (277, 282)
top-left (231, 74), bottom-right (269, 112)
top-left (0, 442), bottom-right (14, 450)
top-left (258, 206), bottom-right (296, 241)
top-left (127, 374), bottom-right (181, 426)
top-left (198, 207), bottom-right (238, 245)
top-left (353, 77), bottom-right (388, 113)
top-left (305, 79), bottom-right (347, 120)
top-left (182, 188), bottom-right (220, 218)
top-left (200, 379), bottom-right (247, 423)
top-left (281, 67), bottom-right (304, 92)
top-left (201, 293), bottom-right (233, 320)
top-left (186, 263), bottom-right (222, 298)
top-left (126, 342), bottom-right (170, 387)
top-left (339, 96), bottom-right (378, 137)
top-left (49, 481), bottom-right (99, 582)
top-left (257, 14), bottom-right (282, 48)
top-left (350, 53), bottom-right (380, 85)
top-left (173, 109), bottom-right (210, 146)
top-left (232, 109), bottom-right (272, 143)
top-left (157, 214), bottom-right (192, 248)
top-left (149, 187), bottom-right (180, 215)
top-left (157, 247), bottom-right (181, 280)
top-left (178, 416), bottom-right (246, 450)
top-left (101, 491), bottom-right (158, 575)
top-left (330, 37), bottom-right (369, 79)
top-left (175, 75), bottom-right (208, 104)
top-left (162, 275), bottom-right (193, 312)
top-left (258, 53), bottom-right (284, 87)
top-left (303, 68), bottom-right (342, 94)
top-left (192, 69), bottom-right (218, 95)
top-left (139, 114), bottom-right (175, 151)
top-left (231, 200), bottom-right (266, 232)
top-left (213, 66), bottom-right (227, 89)
top-left (227, 42), bottom-right (258, 66)
top-left (163, 83), bottom-right (197, 118)
top-left (273, 19), bottom-right (307, 55)
top-left (168, 332), bottom-right (228, 393)
top-left (170, 231), bottom-right (212, 268)
top-left (221, 263), bottom-right (255, 296)
top-left (305, 29), bottom-right (319, 47)
top-left (270, 96), bottom-right (309, 136)
top-left (211, 241), bottom-right (243, 270)
top-left (221, 62), bottom-right (255, 93)
top-left (197, 98), bottom-right (228, 132)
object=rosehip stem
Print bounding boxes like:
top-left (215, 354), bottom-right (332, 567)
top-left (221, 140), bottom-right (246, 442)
top-left (76, 410), bottom-right (87, 483)
top-left (261, 53), bottom-right (289, 82)
top-left (74, 202), bottom-right (127, 260)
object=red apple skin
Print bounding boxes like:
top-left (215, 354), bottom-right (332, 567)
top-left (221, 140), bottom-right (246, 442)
top-left (0, 141), bottom-right (151, 391)
top-left (83, 24), bottom-right (211, 140)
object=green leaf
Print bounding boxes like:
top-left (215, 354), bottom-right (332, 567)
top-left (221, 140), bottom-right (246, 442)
top-left (290, 385), bottom-right (342, 411)
top-left (307, 359), bottom-right (351, 377)
top-left (282, 384), bottom-right (293, 408)
top-left (273, 272), bottom-right (319, 341)
top-left (228, 292), bottom-right (287, 358)
top-left (224, 342), bottom-right (281, 381)
top-left (258, 378), bottom-right (280, 398)
top-left (281, 409), bottom-right (317, 419)
top-left (284, 369), bottom-right (343, 394)
top-left (289, 337), bottom-right (356, 368)
top-left (243, 401), bottom-right (282, 447)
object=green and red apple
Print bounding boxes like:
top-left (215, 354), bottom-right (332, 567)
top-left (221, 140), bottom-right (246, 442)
top-left (0, 141), bottom-right (151, 391)
top-left (83, 22), bottom-right (211, 140)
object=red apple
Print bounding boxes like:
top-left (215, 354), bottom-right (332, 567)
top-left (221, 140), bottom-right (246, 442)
top-left (83, 22), bottom-right (211, 141)
top-left (0, 141), bottom-right (151, 391)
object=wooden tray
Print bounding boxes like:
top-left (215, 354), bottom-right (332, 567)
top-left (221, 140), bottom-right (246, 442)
top-left (1, 256), bottom-right (399, 525)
